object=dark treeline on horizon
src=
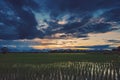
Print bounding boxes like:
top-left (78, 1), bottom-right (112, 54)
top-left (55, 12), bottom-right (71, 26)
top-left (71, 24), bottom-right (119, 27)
top-left (0, 46), bottom-right (120, 54)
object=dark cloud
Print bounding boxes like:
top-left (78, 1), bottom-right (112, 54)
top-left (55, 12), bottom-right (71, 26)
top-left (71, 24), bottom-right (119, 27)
top-left (45, 0), bottom-right (120, 14)
top-left (76, 45), bottom-right (111, 50)
top-left (44, 17), bottom-right (117, 38)
top-left (0, 0), bottom-right (43, 40)
top-left (102, 8), bottom-right (120, 22)
top-left (108, 40), bottom-right (120, 43)
top-left (0, 40), bottom-right (41, 47)
top-left (97, 0), bottom-right (120, 8)
top-left (39, 0), bottom-right (120, 38)
top-left (43, 0), bottom-right (120, 20)
top-left (0, 39), bottom-right (41, 52)
top-left (82, 38), bottom-right (90, 40)
top-left (0, 0), bottom-right (120, 40)
top-left (88, 23), bottom-right (115, 33)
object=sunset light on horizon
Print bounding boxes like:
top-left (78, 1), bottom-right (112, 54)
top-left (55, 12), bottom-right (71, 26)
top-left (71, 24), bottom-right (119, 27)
top-left (0, 0), bottom-right (120, 51)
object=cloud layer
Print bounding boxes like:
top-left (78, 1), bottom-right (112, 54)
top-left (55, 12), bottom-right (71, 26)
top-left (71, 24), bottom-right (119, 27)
top-left (0, 0), bottom-right (43, 39)
top-left (0, 0), bottom-right (120, 40)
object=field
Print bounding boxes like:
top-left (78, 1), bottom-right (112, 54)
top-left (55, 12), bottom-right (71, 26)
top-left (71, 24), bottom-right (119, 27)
top-left (0, 53), bottom-right (120, 80)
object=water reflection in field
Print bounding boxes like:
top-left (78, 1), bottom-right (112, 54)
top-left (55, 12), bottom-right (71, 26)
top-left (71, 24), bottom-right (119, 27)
top-left (0, 62), bottom-right (119, 80)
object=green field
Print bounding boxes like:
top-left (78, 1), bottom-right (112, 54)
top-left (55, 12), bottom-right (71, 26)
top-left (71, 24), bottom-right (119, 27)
top-left (0, 53), bottom-right (120, 80)
top-left (0, 53), bottom-right (120, 64)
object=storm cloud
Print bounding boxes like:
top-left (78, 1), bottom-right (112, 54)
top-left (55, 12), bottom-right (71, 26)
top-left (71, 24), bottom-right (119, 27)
top-left (0, 40), bottom-right (41, 47)
top-left (0, 0), bottom-right (43, 40)
top-left (108, 40), bottom-right (120, 43)
top-left (76, 45), bottom-right (111, 50)
top-left (0, 0), bottom-right (120, 40)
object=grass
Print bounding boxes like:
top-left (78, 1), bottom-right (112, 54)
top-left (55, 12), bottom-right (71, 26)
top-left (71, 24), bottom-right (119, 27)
top-left (0, 53), bottom-right (120, 80)
top-left (0, 53), bottom-right (119, 65)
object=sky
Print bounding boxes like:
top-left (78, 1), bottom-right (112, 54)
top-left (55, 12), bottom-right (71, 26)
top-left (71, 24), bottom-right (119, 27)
top-left (0, 0), bottom-right (120, 51)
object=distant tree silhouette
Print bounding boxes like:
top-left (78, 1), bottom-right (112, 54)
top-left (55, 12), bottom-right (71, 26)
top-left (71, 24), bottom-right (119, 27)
top-left (117, 46), bottom-right (120, 51)
top-left (112, 46), bottom-right (120, 52)
top-left (1, 47), bottom-right (8, 54)
top-left (112, 48), bottom-right (117, 51)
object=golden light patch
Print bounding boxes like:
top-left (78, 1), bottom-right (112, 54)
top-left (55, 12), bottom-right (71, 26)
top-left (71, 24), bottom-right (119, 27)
top-left (58, 20), bottom-right (67, 25)
top-left (31, 31), bottom-right (120, 50)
